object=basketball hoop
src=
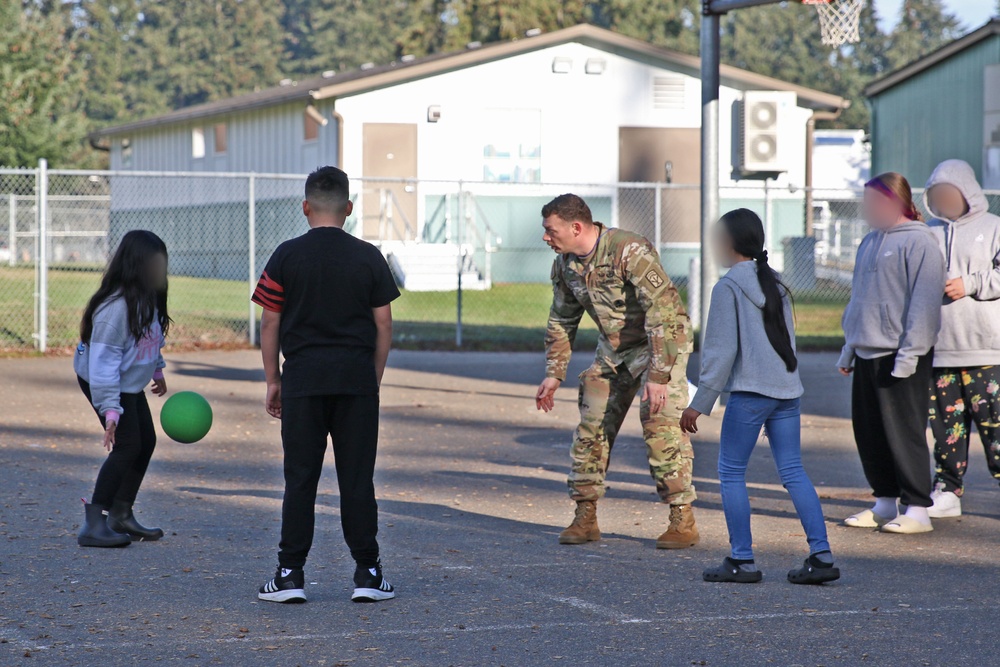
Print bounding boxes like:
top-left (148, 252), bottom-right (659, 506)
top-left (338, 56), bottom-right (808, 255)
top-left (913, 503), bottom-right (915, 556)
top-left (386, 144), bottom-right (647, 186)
top-left (802, 0), bottom-right (864, 47)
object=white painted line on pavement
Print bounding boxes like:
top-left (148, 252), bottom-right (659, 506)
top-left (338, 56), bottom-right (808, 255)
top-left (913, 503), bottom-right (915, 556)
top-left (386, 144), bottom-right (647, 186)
top-left (10, 604), bottom-right (1000, 654)
top-left (547, 595), bottom-right (652, 624)
top-left (3, 620), bottom-right (645, 653)
top-left (670, 603), bottom-right (1000, 624)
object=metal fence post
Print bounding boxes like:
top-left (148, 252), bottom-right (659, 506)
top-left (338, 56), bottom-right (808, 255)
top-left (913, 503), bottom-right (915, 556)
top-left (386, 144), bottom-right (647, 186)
top-left (688, 257), bottom-right (701, 334)
top-left (37, 158), bottom-right (48, 352)
top-left (763, 179), bottom-right (773, 260)
top-left (456, 182), bottom-right (464, 348)
top-left (654, 182), bottom-right (663, 257)
top-left (248, 173), bottom-right (257, 346)
top-left (8, 193), bottom-right (15, 267)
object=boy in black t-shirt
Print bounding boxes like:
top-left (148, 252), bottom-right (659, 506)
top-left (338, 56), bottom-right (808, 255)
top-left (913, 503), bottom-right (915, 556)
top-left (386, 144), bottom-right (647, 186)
top-left (252, 166), bottom-right (400, 604)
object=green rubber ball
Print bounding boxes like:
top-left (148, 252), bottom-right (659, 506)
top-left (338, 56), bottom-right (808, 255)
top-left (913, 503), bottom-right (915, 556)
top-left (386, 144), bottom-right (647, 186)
top-left (160, 391), bottom-right (213, 443)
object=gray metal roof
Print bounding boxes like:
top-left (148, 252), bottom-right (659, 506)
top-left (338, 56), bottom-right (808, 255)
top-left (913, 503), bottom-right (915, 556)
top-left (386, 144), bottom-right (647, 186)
top-left (94, 23), bottom-right (848, 137)
top-left (865, 18), bottom-right (1000, 98)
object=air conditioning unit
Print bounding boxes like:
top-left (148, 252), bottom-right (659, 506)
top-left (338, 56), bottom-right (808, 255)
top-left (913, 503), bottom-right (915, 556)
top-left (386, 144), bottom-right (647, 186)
top-left (738, 91), bottom-right (797, 174)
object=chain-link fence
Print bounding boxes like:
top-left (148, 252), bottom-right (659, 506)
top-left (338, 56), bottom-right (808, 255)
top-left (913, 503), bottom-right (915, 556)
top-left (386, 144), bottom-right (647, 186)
top-left (6, 161), bottom-right (1000, 352)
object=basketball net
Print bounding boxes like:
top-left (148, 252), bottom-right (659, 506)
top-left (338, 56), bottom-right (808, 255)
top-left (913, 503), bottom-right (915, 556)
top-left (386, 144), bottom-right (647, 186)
top-left (802, 0), bottom-right (864, 47)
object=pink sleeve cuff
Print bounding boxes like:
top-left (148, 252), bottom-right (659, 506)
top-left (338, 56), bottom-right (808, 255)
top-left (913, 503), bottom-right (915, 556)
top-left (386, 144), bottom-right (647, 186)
top-left (153, 369), bottom-right (165, 380)
top-left (104, 410), bottom-right (120, 424)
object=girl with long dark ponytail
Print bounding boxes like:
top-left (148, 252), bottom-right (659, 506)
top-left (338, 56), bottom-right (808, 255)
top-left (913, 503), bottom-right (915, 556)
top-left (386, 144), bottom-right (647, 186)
top-left (681, 208), bottom-right (838, 585)
top-left (720, 209), bottom-right (797, 372)
top-left (74, 230), bottom-right (172, 549)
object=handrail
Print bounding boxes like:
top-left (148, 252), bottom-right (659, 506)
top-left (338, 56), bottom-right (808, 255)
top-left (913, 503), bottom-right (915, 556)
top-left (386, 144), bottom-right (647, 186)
top-left (470, 194), bottom-right (502, 251)
top-left (370, 186), bottom-right (417, 242)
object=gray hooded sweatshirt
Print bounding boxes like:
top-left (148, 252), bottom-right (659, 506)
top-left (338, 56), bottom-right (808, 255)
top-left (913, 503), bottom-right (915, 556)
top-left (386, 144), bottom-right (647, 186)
top-left (690, 261), bottom-right (803, 415)
top-left (74, 295), bottom-right (166, 422)
top-left (836, 220), bottom-right (945, 378)
top-left (924, 159), bottom-right (1000, 368)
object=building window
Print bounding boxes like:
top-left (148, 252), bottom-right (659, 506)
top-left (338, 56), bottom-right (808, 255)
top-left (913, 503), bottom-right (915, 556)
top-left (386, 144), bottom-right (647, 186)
top-left (482, 109), bottom-right (541, 183)
top-left (192, 127), bottom-right (206, 159)
top-left (214, 123), bottom-right (227, 154)
top-left (121, 138), bottom-right (133, 168)
top-left (304, 111), bottom-right (320, 142)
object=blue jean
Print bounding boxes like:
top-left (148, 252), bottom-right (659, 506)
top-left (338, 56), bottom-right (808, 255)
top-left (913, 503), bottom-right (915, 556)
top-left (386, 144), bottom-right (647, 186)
top-left (718, 392), bottom-right (831, 561)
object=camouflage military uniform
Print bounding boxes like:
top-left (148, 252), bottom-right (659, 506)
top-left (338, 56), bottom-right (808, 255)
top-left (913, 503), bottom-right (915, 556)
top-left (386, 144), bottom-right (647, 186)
top-left (545, 223), bottom-right (695, 506)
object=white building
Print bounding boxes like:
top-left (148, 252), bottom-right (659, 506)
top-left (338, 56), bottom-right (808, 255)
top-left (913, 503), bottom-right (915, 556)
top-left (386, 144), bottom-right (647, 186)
top-left (93, 24), bottom-right (848, 285)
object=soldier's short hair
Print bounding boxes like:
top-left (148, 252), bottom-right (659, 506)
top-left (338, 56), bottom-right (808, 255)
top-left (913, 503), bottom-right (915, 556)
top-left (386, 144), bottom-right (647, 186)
top-left (542, 194), bottom-right (593, 225)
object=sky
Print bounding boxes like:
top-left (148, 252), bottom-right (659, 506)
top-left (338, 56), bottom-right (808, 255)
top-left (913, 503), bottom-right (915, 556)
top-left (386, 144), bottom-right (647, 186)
top-left (876, 0), bottom-right (996, 31)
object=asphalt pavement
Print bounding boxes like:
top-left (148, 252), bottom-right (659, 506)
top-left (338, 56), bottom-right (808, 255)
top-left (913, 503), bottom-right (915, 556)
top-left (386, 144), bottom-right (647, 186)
top-left (2, 350), bottom-right (999, 666)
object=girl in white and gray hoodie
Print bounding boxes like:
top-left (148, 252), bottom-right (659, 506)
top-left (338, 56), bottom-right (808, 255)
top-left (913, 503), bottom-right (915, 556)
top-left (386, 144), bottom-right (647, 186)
top-left (74, 230), bottom-right (171, 548)
top-left (924, 159), bottom-right (1000, 518)
top-left (839, 172), bottom-right (945, 535)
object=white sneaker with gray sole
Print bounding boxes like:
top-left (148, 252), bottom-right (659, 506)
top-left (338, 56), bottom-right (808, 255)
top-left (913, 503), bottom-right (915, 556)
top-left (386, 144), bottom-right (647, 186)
top-left (928, 483), bottom-right (962, 518)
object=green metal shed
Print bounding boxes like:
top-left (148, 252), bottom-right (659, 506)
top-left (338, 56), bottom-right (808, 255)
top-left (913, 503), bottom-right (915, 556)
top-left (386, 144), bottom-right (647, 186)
top-left (865, 19), bottom-right (1000, 188)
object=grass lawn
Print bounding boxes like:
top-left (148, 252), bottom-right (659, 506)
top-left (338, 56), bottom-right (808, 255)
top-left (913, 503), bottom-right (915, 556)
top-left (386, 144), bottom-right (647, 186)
top-left (0, 267), bottom-right (847, 353)
top-left (0, 266), bottom-right (250, 350)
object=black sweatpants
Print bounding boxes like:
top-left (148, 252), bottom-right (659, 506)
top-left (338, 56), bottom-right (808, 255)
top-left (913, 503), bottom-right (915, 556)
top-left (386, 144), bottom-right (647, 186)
top-left (79, 377), bottom-right (157, 508)
top-left (851, 352), bottom-right (934, 508)
top-left (278, 393), bottom-right (380, 570)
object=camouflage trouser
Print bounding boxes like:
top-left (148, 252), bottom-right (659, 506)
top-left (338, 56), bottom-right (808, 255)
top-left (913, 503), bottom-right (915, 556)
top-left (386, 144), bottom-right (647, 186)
top-left (568, 358), bottom-right (696, 506)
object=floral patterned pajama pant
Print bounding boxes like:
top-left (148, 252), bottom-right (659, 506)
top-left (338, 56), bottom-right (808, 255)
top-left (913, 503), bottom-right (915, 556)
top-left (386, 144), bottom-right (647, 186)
top-left (929, 366), bottom-right (1000, 496)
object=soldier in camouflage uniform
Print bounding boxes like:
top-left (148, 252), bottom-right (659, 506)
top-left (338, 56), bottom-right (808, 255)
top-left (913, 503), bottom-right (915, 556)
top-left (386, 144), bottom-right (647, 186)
top-left (535, 194), bottom-right (698, 549)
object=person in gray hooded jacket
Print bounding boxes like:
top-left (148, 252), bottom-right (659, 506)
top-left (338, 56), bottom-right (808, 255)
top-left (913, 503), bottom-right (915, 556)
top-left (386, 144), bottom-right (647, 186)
top-left (839, 172), bottom-right (944, 535)
top-left (924, 159), bottom-right (1000, 519)
top-left (682, 208), bottom-right (838, 586)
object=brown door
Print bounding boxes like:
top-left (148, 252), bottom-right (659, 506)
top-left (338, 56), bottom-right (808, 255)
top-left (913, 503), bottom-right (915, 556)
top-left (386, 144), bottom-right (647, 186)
top-left (618, 127), bottom-right (700, 244)
top-left (362, 123), bottom-right (418, 240)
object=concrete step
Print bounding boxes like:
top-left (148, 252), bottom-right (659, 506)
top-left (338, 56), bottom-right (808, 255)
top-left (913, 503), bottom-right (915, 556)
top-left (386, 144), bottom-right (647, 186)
top-left (382, 242), bottom-right (489, 292)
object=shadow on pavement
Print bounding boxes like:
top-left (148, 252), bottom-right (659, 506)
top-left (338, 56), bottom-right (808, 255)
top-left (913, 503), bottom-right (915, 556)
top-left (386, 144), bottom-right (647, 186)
top-left (170, 360), bottom-right (265, 383)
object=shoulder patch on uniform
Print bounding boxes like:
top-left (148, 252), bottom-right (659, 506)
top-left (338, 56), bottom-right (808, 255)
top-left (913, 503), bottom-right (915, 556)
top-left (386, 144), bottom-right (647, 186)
top-left (645, 270), bottom-right (664, 288)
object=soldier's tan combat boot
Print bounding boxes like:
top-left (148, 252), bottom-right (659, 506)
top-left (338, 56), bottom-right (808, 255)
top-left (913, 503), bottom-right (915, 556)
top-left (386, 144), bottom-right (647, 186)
top-left (656, 504), bottom-right (700, 549)
top-left (558, 501), bottom-right (601, 545)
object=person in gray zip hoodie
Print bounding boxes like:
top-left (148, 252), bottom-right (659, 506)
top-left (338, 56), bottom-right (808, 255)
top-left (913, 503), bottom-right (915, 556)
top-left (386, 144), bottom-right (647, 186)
top-left (839, 172), bottom-right (945, 535)
top-left (924, 159), bottom-right (1000, 519)
top-left (681, 208), bottom-right (838, 586)
top-left (74, 230), bottom-right (171, 548)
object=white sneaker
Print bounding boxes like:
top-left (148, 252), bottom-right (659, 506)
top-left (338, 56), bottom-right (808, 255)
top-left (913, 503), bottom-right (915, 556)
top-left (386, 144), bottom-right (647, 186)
top-left (928, 484), bottom-right (962, 518)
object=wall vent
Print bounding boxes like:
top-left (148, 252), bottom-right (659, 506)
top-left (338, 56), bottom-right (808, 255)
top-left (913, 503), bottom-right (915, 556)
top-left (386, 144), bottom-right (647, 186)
top-left (652, 76), bottom-right (686, 111)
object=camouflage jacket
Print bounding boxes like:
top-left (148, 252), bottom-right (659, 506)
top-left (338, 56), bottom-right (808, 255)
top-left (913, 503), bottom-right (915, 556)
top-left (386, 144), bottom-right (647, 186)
top-left (544, 223), bottom-right (692, 384)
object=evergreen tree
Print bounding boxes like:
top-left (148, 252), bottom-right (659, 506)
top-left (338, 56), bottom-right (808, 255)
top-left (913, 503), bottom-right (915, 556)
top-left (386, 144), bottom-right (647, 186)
top-left (834, 0), bottom-right (892, 129)
top-left (886, 0), bottom-right (963, 70)
top-left (77, 0), bottom-right (143, 125)
top-left (722, 4), bottom-right (837, 95)
top-left (401, 0), bottom-right (593, 53)
top-left (0, 0), bottom-right (90, 167)
top-left (589, 0), bottom-right (700, 54)
top-left (128, 0), bottom-right (286, 115)
top-left (283, 0), bottom-right (419, 77)
top-left (398, 0), bottom-right (453, 56)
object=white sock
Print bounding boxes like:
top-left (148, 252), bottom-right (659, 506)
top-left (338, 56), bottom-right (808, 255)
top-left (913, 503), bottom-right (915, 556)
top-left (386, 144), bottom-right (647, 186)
top-left (872, 497), bottom-right (899, 519)
top-left (904, 505), bottom-right (931, 525)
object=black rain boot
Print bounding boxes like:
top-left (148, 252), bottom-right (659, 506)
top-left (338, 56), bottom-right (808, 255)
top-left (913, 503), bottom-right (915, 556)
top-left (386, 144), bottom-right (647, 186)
top-left (78, 502), bottom-right (131, 548)
top-left (108, 500), bottom-right (164, 542)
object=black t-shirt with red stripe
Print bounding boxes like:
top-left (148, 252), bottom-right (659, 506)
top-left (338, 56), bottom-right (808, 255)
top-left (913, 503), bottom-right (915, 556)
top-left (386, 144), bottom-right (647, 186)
top-left (252, 226), bottom-right (400, 397)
